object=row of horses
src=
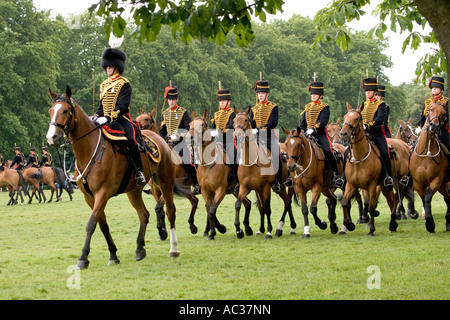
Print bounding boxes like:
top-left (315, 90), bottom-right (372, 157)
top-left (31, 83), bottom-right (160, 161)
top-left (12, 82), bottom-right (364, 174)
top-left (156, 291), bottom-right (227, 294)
top-left (45, 86), bottom-right (449, 269)
top-left (0, 162), bottom-right (73, 205)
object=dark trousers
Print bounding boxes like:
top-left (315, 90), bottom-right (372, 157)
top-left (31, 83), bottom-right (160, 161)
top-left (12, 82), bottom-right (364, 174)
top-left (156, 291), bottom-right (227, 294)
top-left (371, 133), bottom-right (392, 177)
top-left (316, 132), bottom-right (338, 173)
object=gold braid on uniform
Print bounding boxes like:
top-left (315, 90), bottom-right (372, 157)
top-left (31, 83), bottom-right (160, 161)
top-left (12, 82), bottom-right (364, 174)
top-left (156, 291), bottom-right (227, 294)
top-left (162, 106), bottom-right (186, 136)
top-left (423, 95), bottom-right (448, 117)
top-left (99, 75), bottom-right (130, 121)
top-left (304, 102), bottom-right (328, 130)
top-left (361, 99), bottom-right (383, 127)
top-left (212, 108), bottom-right (233, 132)
top-left (252, 101), bottom-right (276, 128)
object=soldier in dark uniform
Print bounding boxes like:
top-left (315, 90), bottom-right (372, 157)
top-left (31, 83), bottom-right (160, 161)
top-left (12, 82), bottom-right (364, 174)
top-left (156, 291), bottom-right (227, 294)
top-left (300, 81), bottom-right (343, 188)
top-left (25, 146), bottom-right (40, 168)
top-left (10, 146), bottom-right (25, 170)
top-left (39, 145), bottom-right (53, 167)
top-left (361, 78), bottom-right (393, 189)
top-left (210, 88), bottom-right (238, 191)
top-left (375, 84), bottom-right (393, 138)
top-left (0, 151), bottom-right (4, 169)
top-left (416, 76), bottom-right (449, 150)
top-left (159, 85), bottom-right (199, 193)
top-left (249, 79), bottom-right (284, 193)
top-left (93, 47), bottom-right (146, 186)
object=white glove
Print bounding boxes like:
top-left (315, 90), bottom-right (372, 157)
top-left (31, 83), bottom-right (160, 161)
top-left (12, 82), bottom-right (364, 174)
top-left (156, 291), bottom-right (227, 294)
top-left (252, 128), bottom-right (258, 135)
top-left (415, 127), bottom-right (421, 135)
top-left (210, 130), bottom-right (219, 137)
top-left (96, 117), bottom-right (108, 125)
top-left (363, 124), bottom-right (368, 131)
top-left (305, 129), bottom-right (314, 136)
top-left (170, 133), bottom-right (180, 141)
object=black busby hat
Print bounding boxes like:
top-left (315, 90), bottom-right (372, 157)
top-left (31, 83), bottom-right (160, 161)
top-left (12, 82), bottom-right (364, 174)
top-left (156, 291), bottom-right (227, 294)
top-left (254, 80), bottom-right (270, 93)
top-left (164, 86), bottom-right (178, 100)
top-left (362, 78), bottom-right (378, 91)
top-left (101, 48), bottom-right (127, 74)
top-left (428, 76), bottom-right (445, 90)
top-left (42, 145), bottom-right (49, 151)
top-left (217, 88), bottom-right (232, 101)
top-left (14, 145), bottom-right (21, 152)
top-left (377, 85), bottom-right (385, 97)
top-left (308, 81), bottom-right (324, 95)
top-left (29, 146), bottom-right (36, 152)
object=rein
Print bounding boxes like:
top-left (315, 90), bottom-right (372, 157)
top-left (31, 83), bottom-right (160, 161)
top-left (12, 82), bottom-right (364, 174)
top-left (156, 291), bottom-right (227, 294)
top-left (343, 109), bottom-right (372, 164)
top-left (286, 134), bottom-right (313, 179)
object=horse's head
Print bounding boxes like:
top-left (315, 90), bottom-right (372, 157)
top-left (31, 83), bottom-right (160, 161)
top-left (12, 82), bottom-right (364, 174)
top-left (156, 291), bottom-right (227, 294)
top-left (187, 109), bottom-right (208, 147)
top-left (136, 108), bottom-right (156, 131)
top-left (426, 102), bottom-right (446, 135)
top-left (282, 127), bottom-right (306, 173)
top-left (233, 107), bottom-right (251, 147)
top-left (397, 118), bottom-right (418, 145)
top-left (340, 102), bottom-right (363, 145)
top-left (46, 86), bottom-right (76, 148)
top-left (327, 118), bottom-right (342, 144)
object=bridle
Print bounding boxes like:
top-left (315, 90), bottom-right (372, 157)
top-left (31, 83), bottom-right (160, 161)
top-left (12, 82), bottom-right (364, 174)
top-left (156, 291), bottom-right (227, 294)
top-left (398, 122), bottom-right (417, 145)
top-left (342, 109), bottom-right (363, 143)
top-left (285, 133), bottom-right (313, 179)
top-left (343, 109), bottom-right (372, 164)
top-left (50, 96), bottom-right (76, 135)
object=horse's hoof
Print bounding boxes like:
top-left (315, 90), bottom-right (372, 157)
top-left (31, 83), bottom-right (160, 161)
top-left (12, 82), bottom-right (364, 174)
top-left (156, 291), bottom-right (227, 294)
top-left (169, 251), bottom-right (180, 258)
top-left (338, 231), bottom-right (347, 235)
top-left (374, 210), bottom-right (380, 217)
top-left (446, 224), bottom-right (450, 232)
top-left (107, 259), bottom-right (120, 266)
top-left (264, 233), bottom-right (272, 239)
top-left (236, 230), bottom-right (244, 239)
top-left (317, 220), bottom-right (327, 230)
top-left (158, 229), bottom-right (168, 241)
top-left (330, 223), bottom-right (338, 235)
top-left (76, 260), bottom-right (89, 270)
top-left (202, 231), bottom-right (209, 237)
top-left (345, 221), bottom-right (356, 232)
top-left (275, 229), bottom-right (283, 237)
top-left (409, 210), bottom-right (419, 220)
top-left (425, 220), bottom-right (435, 233)
top-left (255, 231), bottom-right (263, 236)
top-left (389, 220), bottom-right (398, 232)
top-left (190, 225), bottom-right (198, 234)
top-left (245, 227), bottom-right (253, 236)
top-left (207, 235), bottom-right (215, 240)
top-left (290, 229), bottom-right (296, 235)
top-left (136, 249), bottom-right (146, 261)
top-left (302, 234), bottom-right (310, 239)
top-left (367, 232), bottom-right (375, 237)
top-left (217, 224), bottom-right (227, 234)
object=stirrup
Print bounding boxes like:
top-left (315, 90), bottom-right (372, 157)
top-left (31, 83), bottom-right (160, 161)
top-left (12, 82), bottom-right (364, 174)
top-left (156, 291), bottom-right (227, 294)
top-left (333, 177), bottom-right (344, 189)
top-left (193, 184), bottom-right (201, 195)
top-left (283, 177), bottom-right (293, 187)
top-left (135, 172), bottom-right (146, 186)
top-left (272, 181), bottom-right (281, 193)
top-left (399, 175), bottom-right (410, 187)
top-left (233, 182), bottom-right (240, 194)
top-left (384, 176), bottom-right (393, 187)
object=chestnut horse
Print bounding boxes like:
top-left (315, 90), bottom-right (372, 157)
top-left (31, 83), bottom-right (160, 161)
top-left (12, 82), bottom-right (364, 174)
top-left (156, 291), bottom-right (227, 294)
top-left (339, 103), bottom-right (412, 236)
top-left (0, 166), bottom-right (28, 205)
top-left (409, 101), bottom-right (449, 232)
top-left (46, 86), bottom-right (185, 269)
top-left (186, 110), bottom-right (253, 240)
top-left (233, 108), bottom-right (292, 239)
top-left (136, 109), bottom-right (199, 235)
top-left (396, 118), bottom-right (419, 147)
top-left (282, 127), bottom-right (339, 237)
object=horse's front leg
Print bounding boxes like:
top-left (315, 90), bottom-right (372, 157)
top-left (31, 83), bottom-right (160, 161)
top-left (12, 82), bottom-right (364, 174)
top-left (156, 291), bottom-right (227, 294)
top-left (310, 184), bottom-right (327, 232)
top-left (234, 186), bottom-right (250, 239)
top-left (367, 184), bottom-right (380, 236)
top-left (127, 188), bottom-right (150, 261)
top-left (340, 183), bottom-right (357, 234)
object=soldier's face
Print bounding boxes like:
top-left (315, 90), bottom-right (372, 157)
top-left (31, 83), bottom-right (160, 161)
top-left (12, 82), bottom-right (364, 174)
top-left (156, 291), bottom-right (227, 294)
top-left (219, 100), bottom-right (230, 109)
top-left (431, 87), bottom-right (442, 96)
top-left (257, 92), bottom-right (268, 103)
top-left (106, 66), bottom-right (116, 76)
top-left (311, 94), bottom-right (321, 102)
top-left (365, 90), bottom-right (376, 99)
top-left (168, 98), bottom-right (178, 108)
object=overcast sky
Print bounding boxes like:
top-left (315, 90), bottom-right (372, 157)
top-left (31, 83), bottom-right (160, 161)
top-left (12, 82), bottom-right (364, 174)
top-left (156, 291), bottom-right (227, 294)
top-left (33, 0), bottom-right (434, 86)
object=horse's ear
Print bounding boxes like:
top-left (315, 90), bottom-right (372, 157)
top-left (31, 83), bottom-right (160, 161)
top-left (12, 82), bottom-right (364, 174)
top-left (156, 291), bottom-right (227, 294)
top-left (358, 101), bottom-right (365, 113)
top-left (408, 117), bottom-right (412, 123)
top-left (234, 107), bottom-right (238, 114)
top-left (140, 108), bottom-right (144, 114)
top-left (192, 111), bottom-right (197, 119)
top-left (296, 126), bottom-right (301, 134)
top-left (49, 88), bottom-right (57, 100)
top-left (282, 127), bottom-right (290, 135)
top-left (65, 86), bottom-right (72, 99)
top-left (327, 121), bottom-right (330, 125)
top-left (202, 108), bottom-right (207, 120)
top-left (336, 118), bottom-right (340, 124)
top-left (398, 119), bottom-right (405, 125)
top-left (346, 102), bottom-right (352, 111)
top-left (150, 108), bottom-right (155, 116)
top-left (245, 105), bottom-right (251, 115)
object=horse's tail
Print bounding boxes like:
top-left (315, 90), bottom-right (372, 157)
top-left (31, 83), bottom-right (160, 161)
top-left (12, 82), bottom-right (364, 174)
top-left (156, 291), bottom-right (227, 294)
top-left (54, 167), bottom-right (74, 194)
top-left (29, 168), bottom-right (43, 180)
top-left (17, 171), bottom-right (28, 194)
top-left (173, 179), bottom-right (192, 198)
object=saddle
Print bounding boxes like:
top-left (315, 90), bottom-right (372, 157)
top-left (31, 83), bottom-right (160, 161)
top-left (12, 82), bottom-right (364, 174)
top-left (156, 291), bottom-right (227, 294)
top-left (367, 140), bottom-right (397, 160)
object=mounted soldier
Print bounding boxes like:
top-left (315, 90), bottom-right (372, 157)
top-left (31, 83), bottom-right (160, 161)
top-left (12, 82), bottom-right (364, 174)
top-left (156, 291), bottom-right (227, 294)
top-left (416, 76), bottom-right (449, 151)
top-left (210, 87), bottom-right (238, 191)
top-left (375, 84), bottom-right (393, 138)
top-left (300, 80), bottom-right (343, 188)
top-left (92, 47), bottom-right (146, 186)
top-left (249, 79), bottom-right (284, 193)
top-left (39, 145), bottom-right (53, 167)
top-left (361, 77), bottom-right (393, 189)
top-left (25, 146), bottom-right (40, 168)
top-left (159, 85), bottom-right (200, 193)
top-left (10, 145), bottom-right (25, 170)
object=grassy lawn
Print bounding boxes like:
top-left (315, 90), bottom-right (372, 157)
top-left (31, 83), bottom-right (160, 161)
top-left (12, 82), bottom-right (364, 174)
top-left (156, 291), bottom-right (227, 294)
top-left (0, 187), bottom-right (448, 300)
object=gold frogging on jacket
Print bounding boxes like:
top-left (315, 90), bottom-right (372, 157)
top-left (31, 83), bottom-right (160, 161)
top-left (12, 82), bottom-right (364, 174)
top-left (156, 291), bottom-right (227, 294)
top-left (162, 106), bottom-right (186, 136)
top-left (252, 101), bottom-right (276, 128)
top-left (212, 108), bottom-right (233, 132)
top-left (303, 102), bottom-right (327, 130)
top-left (99, 75), bottom-right (129, 121)
top-left (362, 99), bottom-right (382, 127)
top-left (423, 95), bottom-right (448, 116)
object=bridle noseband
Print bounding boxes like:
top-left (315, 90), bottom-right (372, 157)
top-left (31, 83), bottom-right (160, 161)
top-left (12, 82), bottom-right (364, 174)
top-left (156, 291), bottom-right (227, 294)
top-left (50, 96), bottom-right (76, 135)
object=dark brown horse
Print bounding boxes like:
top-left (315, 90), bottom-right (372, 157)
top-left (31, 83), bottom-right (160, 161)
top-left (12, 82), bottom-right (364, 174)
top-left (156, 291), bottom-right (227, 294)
top-left (136, 109), bottom-right (199, 235)
top-left (186, 110), bottom-right (256, 239)
top-left (282, 127), bottom-right (339, 237)
top-left (232, 108), bottom-right (293, 239)
top-left (409, 101), bottom-right (449, 232)
top-left (396, 118), bottom-right (419, 146)
top-left (46, 86), bottom-right (186, 269)
top-left (339, 103), bottom-right (412, 236)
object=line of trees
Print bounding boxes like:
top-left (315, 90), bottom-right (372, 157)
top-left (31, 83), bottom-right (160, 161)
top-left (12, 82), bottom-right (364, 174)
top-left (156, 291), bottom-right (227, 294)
top-left (0, 0), bottom-right (441, 162)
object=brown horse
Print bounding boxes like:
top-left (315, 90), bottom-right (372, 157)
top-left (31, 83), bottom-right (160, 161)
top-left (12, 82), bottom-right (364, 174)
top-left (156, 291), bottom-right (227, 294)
top-left (136, 109), bottom-right (199, 235)
top-left (232, 108), bottom-right (292, 239)
top-left (327, 118), bottom-right (343, 144)
top-left (27, 166), bottom-right (73, 202)
top-left (409, 101), bottom-right (449, 232)
top-left (22, 167), bottom-right (47, 203)
top-left (396, 118), bottom-right (419, 146)
top-left (282, 127), bottom-right (339, 237)
top-left (339, 102), bottom-right (412, 235)
top-left (0, 166), bottom-right (28, 205)
top-left (46, 86), bottom-right (186, 269)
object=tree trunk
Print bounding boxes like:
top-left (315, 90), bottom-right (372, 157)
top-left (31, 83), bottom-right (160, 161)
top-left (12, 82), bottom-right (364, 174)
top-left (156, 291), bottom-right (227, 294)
top-left (414, 0), bottom-right (450, 92)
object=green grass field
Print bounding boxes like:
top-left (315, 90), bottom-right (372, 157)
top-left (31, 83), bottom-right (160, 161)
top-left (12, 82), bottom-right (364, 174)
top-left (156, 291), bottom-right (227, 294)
top-left (0, 187), bottom-right (448, 300)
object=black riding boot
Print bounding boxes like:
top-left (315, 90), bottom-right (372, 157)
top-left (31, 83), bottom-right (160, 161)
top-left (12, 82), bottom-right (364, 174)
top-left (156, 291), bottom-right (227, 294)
top-left (185, 163), bottom-right (200, 194)
top-left (382, 158), bottom-right (393, 190)
top-left (328, 154), bottom-right (344, 188)
top-left (232, 164), bottom-right (240, 194)
top-left (272, 156), bottom-right (283, 194)
top-left (130, 145), bottom-right (146, 186)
